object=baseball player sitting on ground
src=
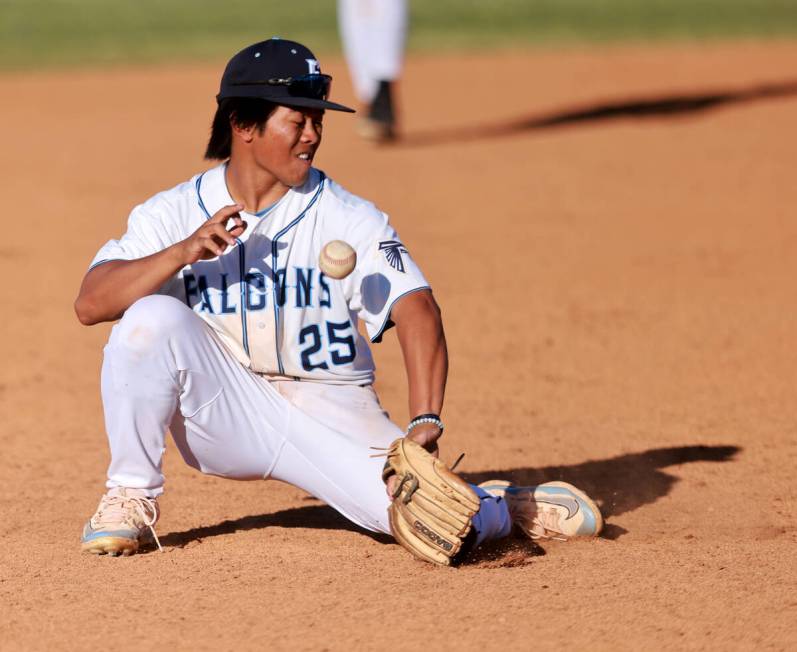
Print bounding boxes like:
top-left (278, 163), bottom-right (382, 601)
top-left (74, 38), bottom-right (603, 564)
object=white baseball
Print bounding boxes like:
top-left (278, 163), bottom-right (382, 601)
top-left (319, 240), bottom-right (357, 279)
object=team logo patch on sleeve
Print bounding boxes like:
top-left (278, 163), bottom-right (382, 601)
top-left (378, 240), bottom-right (408, 273)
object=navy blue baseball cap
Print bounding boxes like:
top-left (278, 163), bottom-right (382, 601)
top-left (217, 38), bottom-right (355, 113)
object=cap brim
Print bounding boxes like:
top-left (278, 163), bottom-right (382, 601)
top-left (273, 95), bottom-right (356, 113)
top-left (216, 89), bottom-right (355, 113)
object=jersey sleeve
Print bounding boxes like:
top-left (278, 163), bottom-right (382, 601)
top-left (342, 207), bottom-right (430, 343)
top-left (88, 197), bottom-right (181, 271)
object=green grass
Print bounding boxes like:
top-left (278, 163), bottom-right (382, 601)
top-left (1, 0), bottom-right (796, 71)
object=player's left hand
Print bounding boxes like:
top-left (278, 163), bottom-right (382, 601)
top-left (381, 438), bottom-right (480, 565)
top-left (386, 423), bottom-right (442, 499)
top-left (405, 422), bottom-right (442, 457)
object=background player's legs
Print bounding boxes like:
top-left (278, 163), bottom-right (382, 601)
top-left (339, 0), bottom-right (407, 103)
top-left (338, 0), bottom-right (407, 139)
top-left (102, 295), bottom-right (288, 496)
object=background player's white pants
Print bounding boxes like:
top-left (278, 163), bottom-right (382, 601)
top-left (101, 295), bottom-right (510, 542)
top-left (338, 0), bottom-right (407, 103)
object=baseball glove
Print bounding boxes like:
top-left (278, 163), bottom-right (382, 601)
top-left (382, 437), bottom-right (481, 566)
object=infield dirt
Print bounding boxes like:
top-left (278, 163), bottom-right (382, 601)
top-left (1, 41), bottom-right (796, 650)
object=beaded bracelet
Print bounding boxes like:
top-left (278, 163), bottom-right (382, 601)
top-left (406, 413), bottom-right (444, 434)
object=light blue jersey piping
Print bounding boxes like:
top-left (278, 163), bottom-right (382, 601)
top-left (195, 172), bottom-right (251, 357)
top-left (195, 171), bottom-right (326, 370)
top-left (271, 172), bottom-right (326, 374)
top-left (370, 286), bottom-right (431, 343)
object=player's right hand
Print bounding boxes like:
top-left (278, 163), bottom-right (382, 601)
top-left (176, 204), bottom-right (247, 263)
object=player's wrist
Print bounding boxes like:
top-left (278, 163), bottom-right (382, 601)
top-left (168, 239), bottom-right (194, 267)
top-left (405, 420), bottom-right (443, 457)
top-left (406, 413), bottom-right (444, 434)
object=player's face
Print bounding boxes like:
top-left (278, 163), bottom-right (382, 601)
top-left (253, 106), bottom-right (324, 187)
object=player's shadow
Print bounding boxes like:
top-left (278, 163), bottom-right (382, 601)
top-left (157, 503), bottom-right (391, 550)
top-left (157, 443), bottom-right (739, 549)
top-left (460, 443), bottom-right (740, 540)
top-left (399, 80), bottom-right (797, 146)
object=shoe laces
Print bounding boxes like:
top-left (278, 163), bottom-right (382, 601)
top-left (515, 505), bottom-right (568, 542)
top-left (93, 492), bottom-right (163, 552)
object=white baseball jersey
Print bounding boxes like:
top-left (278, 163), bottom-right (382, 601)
top-left (90, 163), bottom-right (429, 385)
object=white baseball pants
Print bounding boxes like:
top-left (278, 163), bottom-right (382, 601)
top-left (338, 0), bottom-right (407, 103)
top-left (100, 295), bottom-right (510, 543)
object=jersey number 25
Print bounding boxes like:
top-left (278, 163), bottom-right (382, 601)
top-left (298, 321), bottom-right (356, 371)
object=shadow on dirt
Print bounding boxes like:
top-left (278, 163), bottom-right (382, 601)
top-left (158, 444), bottom-right (739, 549)
top-left (158, 503), bottom-right (392, 549)
top-left (399, 80), bottom-right (797, 146)
top-left (461, 443), bottom-right (741, 538)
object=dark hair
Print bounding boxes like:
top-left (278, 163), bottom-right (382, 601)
top-left (204, 97), bottom-right (277, 160)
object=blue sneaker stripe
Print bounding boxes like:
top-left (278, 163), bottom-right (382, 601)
top-left (576, 508), bottom-right (598, 535)
top-left (81, 528), bottom-right (138, 543)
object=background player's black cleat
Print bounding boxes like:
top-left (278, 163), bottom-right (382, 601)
top-left (358, 80), bottom-right (396, 142)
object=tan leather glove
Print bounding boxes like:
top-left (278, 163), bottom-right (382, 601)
top-left (382, 438), bottom-right (481, 565)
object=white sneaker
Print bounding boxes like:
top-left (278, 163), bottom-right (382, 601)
top-left (479, 480), bottom-right (603, 540)
top-left (81, 487), bottom-right (162, 556)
